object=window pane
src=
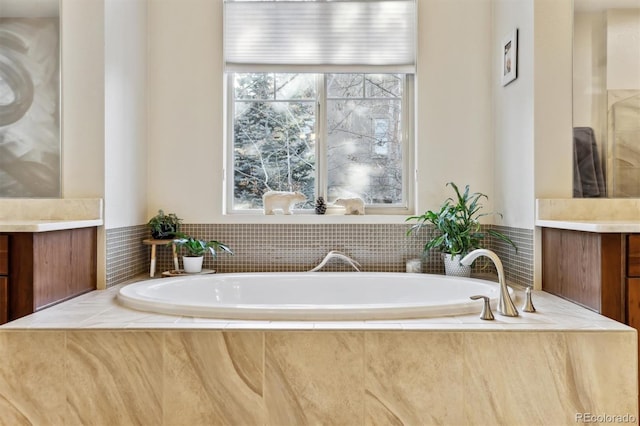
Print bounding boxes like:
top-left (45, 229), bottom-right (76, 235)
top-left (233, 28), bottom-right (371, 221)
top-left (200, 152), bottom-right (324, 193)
top-left (233, 74), bottom-right (316, 209)
top-left (275, 73), bottom-right (316, 100)
top-left (365, 74), bottom-right (403, 98)
top-left (327, 73), bottom-right (364, 98)
top-left (234, 73), bottom-right (274, 100)
top-left (326, 98), bottom-right (403, 204)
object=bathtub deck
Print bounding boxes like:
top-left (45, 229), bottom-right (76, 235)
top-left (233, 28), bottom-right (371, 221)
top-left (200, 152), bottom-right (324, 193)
top-left (0, 276), bottom-right (632, 331)
top-left (0, 275), bottom-right (636, 425)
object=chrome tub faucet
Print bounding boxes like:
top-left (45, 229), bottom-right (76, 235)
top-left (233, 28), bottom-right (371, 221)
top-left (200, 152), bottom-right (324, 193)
top-left (309, 250), bottom-right (362, 272)
top-left (460, 249), bottom-right (518, 317)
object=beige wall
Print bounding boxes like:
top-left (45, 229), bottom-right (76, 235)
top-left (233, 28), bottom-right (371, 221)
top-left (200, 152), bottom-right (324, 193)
top-left (415, 0), bottom-right (494, 216)
top-left (62, 0), bottom-right (147, 224)
top-left (147, 0), bottom-right (224, 222)
top-left (492, 0), bottom-right (535, 230)
top-left (61, 0), bottom-right (105, 200)
top-left (104, 0), bottom-right (148, 228)
top-left (533, 0), bottom-right (573, 200)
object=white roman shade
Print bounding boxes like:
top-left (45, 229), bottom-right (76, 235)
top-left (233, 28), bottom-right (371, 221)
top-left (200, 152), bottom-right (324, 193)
top-left (224, 0), bottom-right (416, 73)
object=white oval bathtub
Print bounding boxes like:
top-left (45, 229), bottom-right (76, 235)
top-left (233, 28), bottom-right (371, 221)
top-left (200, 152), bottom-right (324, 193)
top-left (118, 272), bottom-right (507, 320)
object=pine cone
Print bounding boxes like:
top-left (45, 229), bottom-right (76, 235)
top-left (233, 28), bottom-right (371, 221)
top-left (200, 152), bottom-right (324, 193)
top-left (315, 197), bottom-right (327, 215)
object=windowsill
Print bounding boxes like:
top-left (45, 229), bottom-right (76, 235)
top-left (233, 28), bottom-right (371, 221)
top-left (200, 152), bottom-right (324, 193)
top-left (214, 214), bottom-right (412, 225)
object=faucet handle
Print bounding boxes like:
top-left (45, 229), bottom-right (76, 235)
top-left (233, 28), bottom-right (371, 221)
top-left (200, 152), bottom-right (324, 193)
top-left (470, 295), bottom-right (495, 320)
top-left (522, 287), bottom-right (536, 313)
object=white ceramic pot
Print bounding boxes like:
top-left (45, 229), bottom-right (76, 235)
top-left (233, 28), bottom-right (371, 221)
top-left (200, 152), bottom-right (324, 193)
top-left (183, 256), bottom-right (204, 273)
top-left (442, 253), bottom-right (471, 277)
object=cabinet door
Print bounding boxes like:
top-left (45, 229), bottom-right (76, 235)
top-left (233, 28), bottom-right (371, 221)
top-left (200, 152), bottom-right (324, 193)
top-left (33, 230), bottom-right (71, 309)
top-left (542, 228), bottom-right (624, 321)
top-left (32, 228), bottom-right (97, 311)
top-left (0, 277), bottom-right (7, 324)
top-left (628, 278), bottom-right (640, 329)
top-left (629, 235), bottom-right (640, 277)
top-left (0, 235), bottom-right (7, 275)
top-left (627, 278), bottom-right (640, 375)
top-left (69, 227), bottom-right (97, 296)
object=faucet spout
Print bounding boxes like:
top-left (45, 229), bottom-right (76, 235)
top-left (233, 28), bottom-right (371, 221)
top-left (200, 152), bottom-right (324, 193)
top-left (309, 250), bottom-right (361, 272)
top-left (460, 249), bottom-right (518, 317)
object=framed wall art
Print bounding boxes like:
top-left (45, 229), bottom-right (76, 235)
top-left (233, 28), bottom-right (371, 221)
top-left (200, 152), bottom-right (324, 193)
top-left (501, 28), bottom-right (518, 86)
top-left (0, 0), bottom-right (60, 197)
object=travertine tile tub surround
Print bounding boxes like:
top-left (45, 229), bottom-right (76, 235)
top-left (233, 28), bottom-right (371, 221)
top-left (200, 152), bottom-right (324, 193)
top-left (0, 285), bottom-right (636, 425)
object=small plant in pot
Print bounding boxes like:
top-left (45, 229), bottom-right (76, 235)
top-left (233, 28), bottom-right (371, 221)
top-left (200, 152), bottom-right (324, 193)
top-left (406, 182), bottom-right (517, 277)
top-left (147, 209), bottom-right (181, 240)
top-left (173, 233), bottom-right (233, 273)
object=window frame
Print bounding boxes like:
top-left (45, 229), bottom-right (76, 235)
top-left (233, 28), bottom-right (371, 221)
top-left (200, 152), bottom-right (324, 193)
top-left (224, 72), bottom-right (415, 216)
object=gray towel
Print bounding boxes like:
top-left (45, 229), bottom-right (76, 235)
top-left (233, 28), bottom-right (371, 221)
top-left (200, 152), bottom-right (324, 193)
top-left (573, 127), bottom-right (605, 198)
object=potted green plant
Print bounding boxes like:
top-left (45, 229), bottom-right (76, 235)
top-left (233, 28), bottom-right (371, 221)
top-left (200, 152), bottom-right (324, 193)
top-left (147, 209), bottom-right (181, 240)
top-left (173, 233), bottom-right (233, 273)
top-left (406, 182), bottom-right (516, 277)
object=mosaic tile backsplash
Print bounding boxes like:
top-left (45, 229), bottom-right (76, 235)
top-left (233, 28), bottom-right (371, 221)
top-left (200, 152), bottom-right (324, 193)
top-left (106, 223), bottom-right (533, 288)
top-left (106, 225), bottom-right (149, 286)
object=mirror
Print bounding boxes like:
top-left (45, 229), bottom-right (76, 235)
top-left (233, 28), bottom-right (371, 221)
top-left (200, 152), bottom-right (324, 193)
top-left (573, 0), bottom-right (640, 198)
top-left (0, 0), bottom-right (60, 197)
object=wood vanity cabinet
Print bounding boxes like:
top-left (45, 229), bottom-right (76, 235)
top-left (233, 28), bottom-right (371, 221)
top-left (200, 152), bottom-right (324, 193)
top-left (541, 228), bottom-right (624, 322)
top-left (1, 228), bottom-right (97, 322)
top-left (542, 228), bottom-right (640, 329)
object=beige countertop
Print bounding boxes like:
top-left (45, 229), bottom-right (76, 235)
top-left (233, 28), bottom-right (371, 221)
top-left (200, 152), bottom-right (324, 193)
top-left (536, 198), bottom-right (640, 232)
top-left (535, 219), bottom-right (640, 233)
top-left (0, 219), bottom-right (103, 232)
top-left (0, 198), bottom-right (103, 232)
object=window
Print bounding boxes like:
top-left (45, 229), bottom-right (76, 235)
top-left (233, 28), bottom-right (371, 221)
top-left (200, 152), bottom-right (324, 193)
top-left (223, 0), bottom-right (416, 214)
top-left (228, 72), bottom-right (413, 213)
